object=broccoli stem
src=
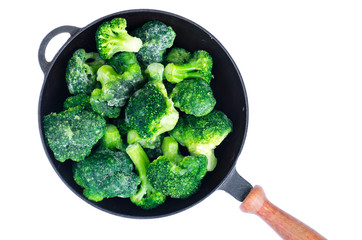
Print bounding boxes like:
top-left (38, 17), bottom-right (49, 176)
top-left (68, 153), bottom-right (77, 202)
top-left (183, 70), bottom-right (205, 79)
top-left (131, 181), bottom-right (149, 203)
top-left (126, 144), bottom-right (149, 203)
top-left (127, 129), bottom-right (141, 145)
top-left (164, 62), bottom-right (203, 84)
top-left (158, 106), bottom-right (179, 134)
top-left (164, 63), bottom-right (195, 83)
top-left (145, 63), bottom-right (164, 82)
top-left (126, 143), bottom-right (166, 208)
top-left (173, 62), bottom-right (198, 72)
top-left (112, 34), bottom-right (143, 53)
top-left (161, 136), bottom-right (183, 163)
top-left (126, 143), bottom-right (150, 181)
top-left (192, 148), bottom-right (217, 171)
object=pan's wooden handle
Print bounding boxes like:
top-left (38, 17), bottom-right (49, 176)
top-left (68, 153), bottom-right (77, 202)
top-left (240, 185), bottom-right (326, 240)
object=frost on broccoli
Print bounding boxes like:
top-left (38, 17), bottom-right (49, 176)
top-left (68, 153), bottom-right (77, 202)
top-left (95, 17), bottom-right (142, 60)
top-left (170, 110), bottom-right (232, 171)
top-left (170, 78), bottom-right (216, 116)
top-left (126, 143), bottom-right (166, 209)
top-left (89, 88), bottom-right (121, 118)
top-left (147, 136), bottom-right (208, 199)
top-left (96, 65), bottom-right (135, 107)
top-left (164, 50), bottom-right (213, 84)
top-left (132, 21), bottom-right (176, 66)
top-left (73, 148), bottom-right (141, 202)
top-left (43, 107), bottom-right (106, 162)
top-left (65, 49), bottom-right (105, 94)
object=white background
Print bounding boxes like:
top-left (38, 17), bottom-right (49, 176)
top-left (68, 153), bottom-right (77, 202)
top-left (1, 0), bottom-right (361, 239)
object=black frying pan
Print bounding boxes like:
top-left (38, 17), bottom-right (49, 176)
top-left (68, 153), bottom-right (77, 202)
top-left (38, 9), bottom-right (325, 239)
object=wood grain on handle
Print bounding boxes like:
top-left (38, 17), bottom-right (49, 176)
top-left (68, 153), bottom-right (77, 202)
top-left (240, 185), bottom-right (326, 240)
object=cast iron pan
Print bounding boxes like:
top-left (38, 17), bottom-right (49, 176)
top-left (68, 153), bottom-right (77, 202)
top-left (38, 9), bottom-right (325, 239)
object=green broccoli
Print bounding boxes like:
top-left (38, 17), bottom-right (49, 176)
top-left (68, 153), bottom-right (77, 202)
top-left (163, 47), bottom-right (191, 93)
top-left (95, 17), bottom-right (142, 60)
top-left (145, 62), bottom-right (176, 95)
top-left (164, 50), bottom-right (213, 84)
top-left (127, 129), bottom-right (162, 149)
top-left (107, 52), bottom-right (144, 89)
top-left (73, 148), bottom-right (141, 202)
top-left (89, 88), bottom-right (121, 118)
top-left (170, 78), bottom-right (216, 116)
top-left (147, 136), bottom-right (208, 199)
top-left (125, 64), bottom-right (179, 143)
top-left (164, 47), bottom-right (191, 65)
top-left (132, 20), bottom-right (176, 66)
top-left (114, 114), bottom-right (163, 150)
top-left (144, 63), bottom-right (164, 81)
top-left (170, 110), bottom-right (232, 171)
top-left (43, 106), bottom-right (106, 162)
top-left (96, 65), bottom-right (135, 107)
top-left (112, 116), bottom-right (131, 139)
top-left (63, 93), bottom-right (92, 111)
top-left (99, 124), bottom-right (123, 150)
top-left (144, 145), bottom-right (163, 161)
top-left (65, 49), bottom-right (105, 94)
top-left (108, 52), bottom-right (138, 72)
top-left (126, 143), bottom-right (166, 209)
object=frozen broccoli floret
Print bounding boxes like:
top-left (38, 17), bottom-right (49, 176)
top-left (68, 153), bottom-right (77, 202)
top-left (43, 107), bottom-right (106, 162)
top-left (145, 63), bottom-right (176, 94)
top-left (96, 65), bottom-right (135, 107)
top-left (170, 78), bottom-right (216, 116)
top-left (170, 110), bottom-right (232, 171)
top-left (125, 68), bottom-right (179, 143)
top-left (73, 148), bottom-right (141, 201)
top-left (164, 50), bottom-right (213, 84)
top-left (95, 17), bottom-right (142, 60)
top-left (63, 93), bottom-right (92, 111)
top-left (89, 88), bottom-right (121, 118)
top-left (147, 136), bottom-right (208, 199)
top-left (107, 52), bottom-right (144, 89)
top-left (164, 47), bottom-right (191, 65)
top-left (133, 21), bottom-right (176, 66)
top-left (65, 49), bottom-right (105, 94)
top-left (126, 143), bottom-right (166, 209)
top-left (127, 129), bottom-right (163, 149)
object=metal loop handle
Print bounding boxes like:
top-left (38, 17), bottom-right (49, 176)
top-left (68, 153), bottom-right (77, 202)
top-left (38, 25), bottom-right (80, 74)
